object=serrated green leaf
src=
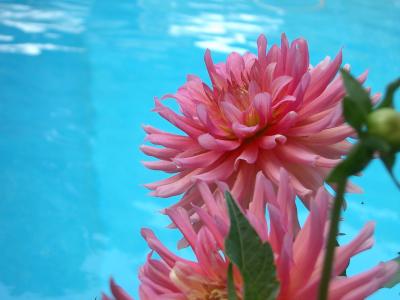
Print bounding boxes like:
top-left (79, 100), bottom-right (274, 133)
top-left (225, 192), bottom-right (279, 300)
top-left (327, 142), bottom-right (373, 184)
top-left (227, 263), bottom-right (238, 300)
top-left (377, 78), bottom-right (400, 109)
top-left (340, 69), bottom-right (372, 130)
top-left (384, 256), bottom-right (400, 288)
top-left (381, 152), bottom-right (400, 189)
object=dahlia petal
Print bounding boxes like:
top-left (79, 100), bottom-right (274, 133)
top-left (271, 75), bottom-right (293, 102)
top-left (153, 98), bottom-right (204, 136)
top-left (142, 124), bottom-right (164, 134)
top-left (330, 261), bottom-right (399, 300)
top-left (248, 80), bottom-right (261, 102)
top-left (260, 62), bottom-right (276, 91)
top-left (266, 44), bottom-right (279, 66)
top-left (277, 168), bottom-right (300, 237)
top-left (197, 181), bottom-right (221, 214)
top-left (286, 38), bottom-right (309, 86)
top-left (226, 52), bottom-right (245, 84)
top-left (259, 170), bottom-right (277, 205)
top-left (108, 278), bottom-right (134, 300)
top-left (346, 181), bottom-right (363, 193)
top-left (291, 188), bottom-right (329, 288)
top-left (144, 170), bottom-right (190, 191)
top-left (194, 205), bottom-right (226, 249)
top-left (259, 134), bottom-right (287, 149)
top-left (197, 133), bottom-right (240, 151)
top-left (293, 72), bottom-right (311, 104)
top-left (143, 160), bottom-right (179, 173)
top-left (357, 69), bottom-right (368, 85)
top-left (220, 100), bottom-right (243, 124)
top-left (196, 104), bottom-right (228, 137)
top-left (297, 124), bottom-right (354, 144)
top-left (246, 210), bottom-right (269, 241)
top-left (140, 272), bottom-right (177, 295)
top-left (372, 92), bottom-right (381, 105)
top-left (149, 169), bottom-right (202, 197)
top-left (278, 33), bottom-right (289, 72)
top-left (298, 76), bottom-right (345, 118)
top-left (185, 79), bottom-right (212, 105)
top-left (194, 155), bottom-right (236, 182)
top-left (306, 141), bottom-right (350, 158)
top-left (141, 228), bottom-right (191, 268)
top-left (234, 144), bottom-right (259, 168)
top-left (170, 94), bottom-right (197, 118)
top-left (204, 49), bottom-right (226, 89)
top-left (287, 110), bottom-right (336, 136)
top-left (332, 222), bottom-right (375, 276)
top-left (278, 141), bottom-right (340, 167)
top-left (231, 122), bottom-right (259, 138)
top-left (248, 171), bottom-right (268, 220)
top-left (257, 34), bottom-right (267, 67)
top-left (272, 95), bottom-right (297, 117)
top-left (146, 133), bottom-right (192, 150)
top-left (139, 258), bottom-right (176, 292)
top-left (194, 228), bottom-right (225, 279)
top-left (257, 150), bottom-right (282, 186)
top-left (283, 165), bottom-right (327, 205)
top-left (268, 204), bottom-right (286, 253)
top-left (102, 293), bottom-right (112, 300)
top-left (230, 163), bottom-right (257, 206)
top-left (304, 49), bottom-right (342, 101)
top-left (327, 104), bottom-right (345, 127)
top-left (140, 145), bottom-right (180, 160)
top-left (268, 111), bottom-right (298, 134)
top-left (166, 208), bottom-right (198, 250)
top-left (276, 234), bottom-right (293, 299)
top-left (167, 185), bottom-right (204, 212)
top-left (173, 151), bottom-right (223, 168)
top-left (253, 92), bottom-right (271, 125)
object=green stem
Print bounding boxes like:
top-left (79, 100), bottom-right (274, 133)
top-left (318, 179), bottom-right (347, 300)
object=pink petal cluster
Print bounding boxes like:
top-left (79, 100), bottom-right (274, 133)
top-left (142, 34), bottom-right (366, 214)
top-left (103, 170), bottom-right (398, 300)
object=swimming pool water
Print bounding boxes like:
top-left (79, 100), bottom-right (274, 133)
top-left (0, 0), bottom-right (399, 299)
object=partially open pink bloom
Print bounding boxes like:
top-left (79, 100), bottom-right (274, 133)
top-left (104, 170), bottom-right (398, 300)
top-left (142, 34), bottom-right (369, 214)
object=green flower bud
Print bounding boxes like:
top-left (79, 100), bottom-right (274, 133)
top-left (367, 108), bottom-right (400, 149)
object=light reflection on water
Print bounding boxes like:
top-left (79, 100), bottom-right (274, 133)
top-left (0, 0), bottom-right (399, 299)
top-left (0, 1), bottom-right (87, 55)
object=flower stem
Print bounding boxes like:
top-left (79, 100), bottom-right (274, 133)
top-left (318, 179), bottom-right (347, 300)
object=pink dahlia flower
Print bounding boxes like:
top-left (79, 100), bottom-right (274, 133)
top-left (103, 170), bottom-right (398, 300)
top-left (142, 33), bottom-right (368, 213)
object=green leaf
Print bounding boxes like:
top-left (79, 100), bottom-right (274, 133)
top-left (377, 77), bottom-right (400, 109)
top-left (381, 152), bottom-right (400, 189)
top-left (224, 192), bottom-right (279, 300)
top-left (227, 263), bottom-right (238, 300)
top-left (384, 256), bottom-right (400, 288)
top-left (327, 142), bottom-right (373, 184)
top-left (340, 69), bottom-right (372, 131)
top-left (343, 96), bottom-right (365, 133)
top-left (363, 135), bottom-right (391, 154)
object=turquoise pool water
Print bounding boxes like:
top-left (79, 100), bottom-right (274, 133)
top-left (0, 0), bottom-right (399, 299)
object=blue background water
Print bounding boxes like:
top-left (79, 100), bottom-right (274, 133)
top-left (0, 0), bottom-right (399, 299)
